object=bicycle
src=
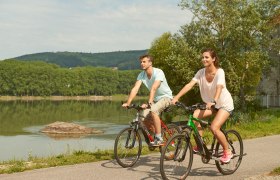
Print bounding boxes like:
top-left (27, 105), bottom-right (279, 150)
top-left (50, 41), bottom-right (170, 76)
top-left (114, 103), bottom-right (181, 168)
top-left (160, 101), bottom-right (245, 179)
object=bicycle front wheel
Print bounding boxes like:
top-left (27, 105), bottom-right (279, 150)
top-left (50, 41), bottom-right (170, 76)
top-left (114, 127), bottom-right (142, 168)
top-left (160, 134), bottom-right (193, 180)
top-left (215, 129), bottom-right (243, 175)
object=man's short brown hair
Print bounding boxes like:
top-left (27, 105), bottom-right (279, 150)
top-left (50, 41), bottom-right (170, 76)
top-left (139, 54), bottom-right (153, 62)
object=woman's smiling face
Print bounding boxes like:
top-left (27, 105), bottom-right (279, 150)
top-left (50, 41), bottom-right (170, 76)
top-left (202, 52), bottom-right (215, 67)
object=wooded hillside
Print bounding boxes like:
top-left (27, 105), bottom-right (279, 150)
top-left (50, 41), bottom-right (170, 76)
top-left (9, 50), bottom-right (148, 70)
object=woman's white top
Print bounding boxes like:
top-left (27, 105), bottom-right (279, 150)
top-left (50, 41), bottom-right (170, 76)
top-left (192, 68), bottom-right (234, 111)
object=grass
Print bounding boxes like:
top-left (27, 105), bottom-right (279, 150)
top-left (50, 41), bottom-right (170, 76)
top-left (0, 108), bottom-right (279, 175)
top-left (0, 150), bottom-right (113, 174)
top-left (270, 167), bottom-right (280, 176)
top-left (0, 146), bottom-right (152, 174)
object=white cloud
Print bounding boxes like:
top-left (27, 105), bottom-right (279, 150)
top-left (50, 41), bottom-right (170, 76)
top-left (0, 0), bottom-right (192, 59)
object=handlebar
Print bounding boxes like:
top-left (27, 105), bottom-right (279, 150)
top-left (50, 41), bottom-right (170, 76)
top-left (126, 104), bottom-right (144, 111)
top-left (121, 101), bottom-right (151, 111)
top-left (175, 101), bottom-right (207, 111)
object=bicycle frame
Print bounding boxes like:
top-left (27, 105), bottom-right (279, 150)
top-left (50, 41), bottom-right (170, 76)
top-left (181, 104), bottom-right (226, 161)
top-left (130, 107), bottom-right (175, 146)
top-left (114, 103), bottom-right (181, 168)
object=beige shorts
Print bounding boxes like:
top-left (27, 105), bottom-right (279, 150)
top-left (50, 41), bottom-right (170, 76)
top-left (140, 97), bottom-right (172, 120)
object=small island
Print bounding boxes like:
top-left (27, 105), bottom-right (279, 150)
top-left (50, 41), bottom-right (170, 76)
top-left (40, 121), bottom-right (104, 139)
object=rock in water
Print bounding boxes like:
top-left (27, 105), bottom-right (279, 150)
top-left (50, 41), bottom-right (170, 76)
top-left (40, 121), bottom-right (103, 135)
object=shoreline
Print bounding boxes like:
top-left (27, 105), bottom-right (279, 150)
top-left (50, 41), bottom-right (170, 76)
top-left (0, 95), bottom-right (114, 101)
top-left (0, 95), bottom-right (147, 101)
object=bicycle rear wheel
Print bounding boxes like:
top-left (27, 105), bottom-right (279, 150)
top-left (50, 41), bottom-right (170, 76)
top-left (162, 124), bottom-right (181, 144)
top-left (160, 124), bottom-right (181, 153)
top-left (160, 134), bottom-right (193, 180)
top-left (215, 129), bottom-right (243, 175)
top-left (114, 127), bottom-right (142, 168)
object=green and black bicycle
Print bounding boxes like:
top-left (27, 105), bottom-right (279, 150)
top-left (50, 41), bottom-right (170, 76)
top-left (160, 101), bottom-right (245, 180)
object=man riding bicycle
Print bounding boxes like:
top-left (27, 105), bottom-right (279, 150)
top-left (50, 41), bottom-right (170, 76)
top-left (122, 54), bottom-right (173, 146)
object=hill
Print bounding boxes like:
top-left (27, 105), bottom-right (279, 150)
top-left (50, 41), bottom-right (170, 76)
top-left (11, 50), bottom-right (148, 70)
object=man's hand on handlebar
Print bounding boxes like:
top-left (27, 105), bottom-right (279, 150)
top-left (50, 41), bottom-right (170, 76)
top-left (122, 102), bottom-right (129, 108)
top-left (171, 98), bottom-right (179, 105)
top-left (141, 102), bottom-right (152, 109)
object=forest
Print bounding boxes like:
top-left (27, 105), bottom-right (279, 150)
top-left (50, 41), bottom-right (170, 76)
top-left (9, 50), bottom-right (148, 70)
top-left (0, 60), bottom-right (148, 96)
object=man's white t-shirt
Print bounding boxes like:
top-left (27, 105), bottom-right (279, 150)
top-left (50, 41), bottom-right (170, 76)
top-left (137, 67), bottom-right (173, 102)
top-left (192, 68), bottom-right (234, 111)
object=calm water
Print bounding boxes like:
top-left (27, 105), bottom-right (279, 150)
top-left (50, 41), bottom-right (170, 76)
top-left (0, 100), bottom-right (137, 162)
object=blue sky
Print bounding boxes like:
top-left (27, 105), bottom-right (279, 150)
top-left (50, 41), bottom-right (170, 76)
top-left (0, 0), bottom-right (192, 60)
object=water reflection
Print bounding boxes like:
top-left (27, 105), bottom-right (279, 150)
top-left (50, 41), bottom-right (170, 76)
top-left (0, 100), bottom-right (135, 161)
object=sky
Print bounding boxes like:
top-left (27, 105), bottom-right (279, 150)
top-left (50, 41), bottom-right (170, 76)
top-left (0, 0), bottom-right (193, 60)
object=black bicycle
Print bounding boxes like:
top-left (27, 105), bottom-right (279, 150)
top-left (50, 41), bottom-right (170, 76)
top-left (160, 102), bottom-right (245, 179)
top-left (114, 103), bottom-right (181, 168)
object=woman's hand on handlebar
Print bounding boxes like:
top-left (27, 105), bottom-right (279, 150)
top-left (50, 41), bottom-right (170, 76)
top-left (206, 102), bottom-right (215, 110)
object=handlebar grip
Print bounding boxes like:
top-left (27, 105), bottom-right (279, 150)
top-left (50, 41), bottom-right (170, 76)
top-left (175, 101), bottom-right (183, 106)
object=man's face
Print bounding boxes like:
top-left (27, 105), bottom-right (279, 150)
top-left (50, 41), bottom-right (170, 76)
top-left (140, 57), bottom-right (152, 70)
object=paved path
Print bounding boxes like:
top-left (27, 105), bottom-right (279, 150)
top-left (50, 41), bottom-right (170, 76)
top-left (0, 135), bottom-right (280, 180)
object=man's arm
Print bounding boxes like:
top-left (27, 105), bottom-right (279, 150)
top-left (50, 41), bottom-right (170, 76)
top-left (148, 80), bottom-right (161, 104)
top-left (123, 80), bottom-right (142, 107)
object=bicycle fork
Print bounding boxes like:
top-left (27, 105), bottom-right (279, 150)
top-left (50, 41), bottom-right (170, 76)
top-left (125, 121), bottom-right (140, 149)
top-left (174, 135), bottom-right (191, 162)
top-left (193, 134), bottom-right (215, 160)
top-left (125, 129), bottom-right (137, 149)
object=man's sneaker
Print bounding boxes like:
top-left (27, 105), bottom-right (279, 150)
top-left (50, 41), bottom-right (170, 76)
top-left (193, 146), bottom-right (199, 153)
top-left (220, 150), bottom-right (233, 163)
top-left (150, 137), bottom-right (164, 147)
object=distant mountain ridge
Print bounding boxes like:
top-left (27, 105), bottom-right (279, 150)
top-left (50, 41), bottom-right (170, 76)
top-left (11, 49), bottom-right (148, 70)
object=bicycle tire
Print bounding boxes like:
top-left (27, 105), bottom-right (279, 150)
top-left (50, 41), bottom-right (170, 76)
top-left (114, 127), bottom-right (142, 168)
top-left (160, 134), bottom-right (193, 180)
top-left (215, 129), bottom-right (243, 175)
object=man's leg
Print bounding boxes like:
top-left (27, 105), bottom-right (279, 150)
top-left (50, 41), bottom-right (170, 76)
top-left (150, 112), bottom-right (161, 137)
top-left (150, 97), bottom-right (171, 146)
top-left (142, 113), bottom-right (155, 133)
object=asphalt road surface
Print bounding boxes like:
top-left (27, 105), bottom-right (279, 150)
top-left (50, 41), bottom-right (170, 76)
top-left (0, 135), bottom-right (280, 180)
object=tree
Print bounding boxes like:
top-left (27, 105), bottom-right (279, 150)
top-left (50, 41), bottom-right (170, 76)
top-left (149, 32), bottom-right (201, 104)
top-left (150, 0), bottom-right (279, 110)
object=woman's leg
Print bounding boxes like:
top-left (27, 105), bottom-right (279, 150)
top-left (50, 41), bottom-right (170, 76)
top-left (193, 109), bottom-right (213, 136)
top-left (210, 109), bottom-right (232, 161)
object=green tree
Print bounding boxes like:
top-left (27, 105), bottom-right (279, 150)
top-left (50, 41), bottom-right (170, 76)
top-left (150, 0), bottom-right (279, 110)
top-left (149, 32), bottom-right (201, 104)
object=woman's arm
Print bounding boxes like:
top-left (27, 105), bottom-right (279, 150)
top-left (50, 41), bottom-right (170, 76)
top-left (206, 84), bottom-right (223, 109)
top-left (172, 80), bottom-right (197, 104)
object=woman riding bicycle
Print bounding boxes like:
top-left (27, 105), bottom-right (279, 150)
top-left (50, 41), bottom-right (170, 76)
top-left (171, 48), bottom-right (234, 163)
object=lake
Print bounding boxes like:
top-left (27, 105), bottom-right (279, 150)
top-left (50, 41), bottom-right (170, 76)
top-left (0, 100), bottom-right (138, 162)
